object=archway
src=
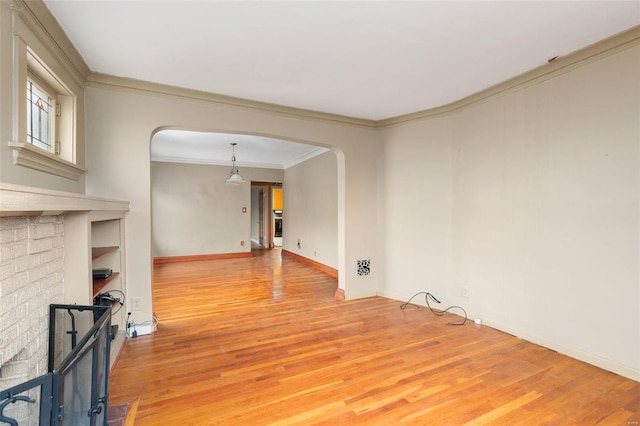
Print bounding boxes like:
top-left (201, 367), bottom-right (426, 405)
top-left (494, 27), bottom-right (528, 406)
top-left (149, 128), bottom-right (345, 293)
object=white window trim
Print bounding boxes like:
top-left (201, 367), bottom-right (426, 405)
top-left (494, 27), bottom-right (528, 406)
top-left (10, 2), bottom-right (87, 181)
top-left (8, 141), bottom-right (86, 180)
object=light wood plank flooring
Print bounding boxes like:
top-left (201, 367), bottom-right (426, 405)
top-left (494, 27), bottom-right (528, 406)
top-left (109, 249), bottom-right (640, 425)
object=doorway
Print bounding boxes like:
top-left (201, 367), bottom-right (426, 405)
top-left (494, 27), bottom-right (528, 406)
top-left (272, 186), bottom-right (283, 247)
top-left (251, 182), bottom-right (282, 249)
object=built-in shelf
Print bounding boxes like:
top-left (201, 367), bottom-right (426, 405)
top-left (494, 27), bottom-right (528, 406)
top-left (93, 272), bottom-right (120, 297)
top-left (92, 246), bottom-right (118, 262)
top-left (89, 216), bottom-right (127, 368)
top-left (0, 184), bottom-right (130, 370)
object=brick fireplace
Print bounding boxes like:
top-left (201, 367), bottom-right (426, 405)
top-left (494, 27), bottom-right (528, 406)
top-left (0, 215), bottom-right (64, 393)
top-left (0, 183), bottom-right (129, 423)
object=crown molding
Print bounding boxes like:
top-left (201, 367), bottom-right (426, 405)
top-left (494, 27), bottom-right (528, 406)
top-left (378, 24), bottom-right (640, 127)
top-left (86, 73), bottom-right (378, 129)
top-left (282, 147), bottom-right (331, 169)
top-left (151, 156), bottom-right (284, 170)
top-left (152, 145), bottom-right (330, 170)
top-left (11, 0), bottom-right (91, 87)
top-left (81, 24), bottom-right (638, 130)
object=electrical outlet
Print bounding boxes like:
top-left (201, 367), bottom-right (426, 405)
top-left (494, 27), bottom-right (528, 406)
top-left (240, 240), bottom-right (245, 246)
top-left (462, 287), bottom-right (470, 298)
top-left (297, 239), bottom-right (301, 249)
top-left (132, 297), bottom-right (141, 310)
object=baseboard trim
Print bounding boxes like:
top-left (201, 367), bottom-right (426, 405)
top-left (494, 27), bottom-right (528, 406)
top-left (154, 252), bottom-right (252, 264)
top-left (377, 290), bottom-right (640, 382)
top-left (282, 249), bottom-right (338, 279)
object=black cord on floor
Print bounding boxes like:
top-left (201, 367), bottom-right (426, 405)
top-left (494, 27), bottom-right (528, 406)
top-left (400, 291), bottom-right (467, 326)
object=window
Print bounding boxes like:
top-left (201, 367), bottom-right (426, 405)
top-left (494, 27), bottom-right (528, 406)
top-left (9, 4), bottom-right (86, 181)
top-left (9, 46), bottom-right (85, 180)
top-left (26, 76), bottom-right (58, 154)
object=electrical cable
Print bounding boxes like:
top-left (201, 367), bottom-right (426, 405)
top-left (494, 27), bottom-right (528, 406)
top-left (107, 289), bottom-right (126, 316)
top-left (135, 315), bottom-right (158, 330)
top-left (94, 289), bottom-right (126, 316)
top-left (400, 291), bottom-right (467, 326)
top-left (125, 312), bottom-right (158, 338)
top-left (125, 312), bottom-right (132, 337)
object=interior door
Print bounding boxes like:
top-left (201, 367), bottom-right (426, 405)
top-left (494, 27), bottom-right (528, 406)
top-left (258, 189), bottom-right (265, 247)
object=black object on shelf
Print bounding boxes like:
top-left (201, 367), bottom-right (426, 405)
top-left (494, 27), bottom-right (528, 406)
top-left (93, 268), bottom-right (112, 280)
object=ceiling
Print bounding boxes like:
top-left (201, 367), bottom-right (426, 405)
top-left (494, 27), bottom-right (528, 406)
top-left (151, 130), bottom-right (329, 169)
top-left (43, 0), bottom-right (639, 167)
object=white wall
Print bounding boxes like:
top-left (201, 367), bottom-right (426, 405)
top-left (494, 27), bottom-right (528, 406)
top-left (84, 80), bottom-right (379, 328)
top-left (379, 44), bottom-right (640, 380)
top-left (378, 116), bottom-right (454, 301)
top-left (283, 151), bottom-right (338, 269)
top-left (151, 161), bottom-right (283, 257)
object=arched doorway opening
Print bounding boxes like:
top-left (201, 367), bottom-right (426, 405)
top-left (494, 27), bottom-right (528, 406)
top-left (149, 128), bottom-right (344, 292)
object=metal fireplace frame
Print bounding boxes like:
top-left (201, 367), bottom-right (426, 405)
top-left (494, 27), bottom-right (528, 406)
top-left (0, 304), bottom-right (112, 426)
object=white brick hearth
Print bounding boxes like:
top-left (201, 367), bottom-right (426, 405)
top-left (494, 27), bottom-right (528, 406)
top-left (0, 215), bottom-right (64, 391)
top-left (0, 183), bottom-right (129, 404)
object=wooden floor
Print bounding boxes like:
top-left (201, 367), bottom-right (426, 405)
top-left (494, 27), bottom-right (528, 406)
top-left (109, 249), bottom-right (640, 425)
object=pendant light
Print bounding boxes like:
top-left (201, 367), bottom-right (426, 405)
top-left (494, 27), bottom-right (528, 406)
top-left (225, 142), bottom-right (246, 185)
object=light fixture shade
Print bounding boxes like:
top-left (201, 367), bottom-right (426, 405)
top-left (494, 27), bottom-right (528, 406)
top-left (225, 171), bottom-right (246, 185)
top-left (224, 142), bottom-right (246, 185)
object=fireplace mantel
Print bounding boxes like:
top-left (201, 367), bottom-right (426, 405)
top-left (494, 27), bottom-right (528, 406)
top-left (0, 183), bottom-right (130, 216)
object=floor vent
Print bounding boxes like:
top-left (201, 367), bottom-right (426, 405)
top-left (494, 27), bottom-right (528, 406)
top-left (356, 259), bottom-right (371, 277)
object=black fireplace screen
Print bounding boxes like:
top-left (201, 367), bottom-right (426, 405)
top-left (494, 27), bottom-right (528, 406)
top-left (0, 304), bottom-right (111, 426)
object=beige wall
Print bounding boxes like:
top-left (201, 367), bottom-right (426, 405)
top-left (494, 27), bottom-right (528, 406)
top-left (284, 151), bottom-right (338, 269)
top-left (151, 161), bottom-right (283, 257)
top-left (84, 81), bottom-right (380, 326)
top-left (378, 115), bottom-right (454, 302)
top-left (378, 43), bottom-right (640, 380)
top-left (1, 1), bottom-right (12, 179)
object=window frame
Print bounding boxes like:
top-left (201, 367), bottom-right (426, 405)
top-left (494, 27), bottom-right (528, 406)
top-left (9, 32), bottom-right (86, 181)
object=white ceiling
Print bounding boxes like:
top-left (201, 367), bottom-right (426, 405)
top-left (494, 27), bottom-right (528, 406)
top-left (151, 130), bottom-right (329, 169)
top-left (43, 0), bottom-right (640, 167)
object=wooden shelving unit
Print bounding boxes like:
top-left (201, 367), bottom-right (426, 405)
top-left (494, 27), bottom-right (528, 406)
top-left (0, 184), bottom-right (130, 370)
top-left (92, 272), bottom-right (120, 298)
top-left (92, 246), bottom-right (119, 262)
top-left (64, 211), bottom-right (127, 368)
top-left (92, 246), bottom-right (120, 296)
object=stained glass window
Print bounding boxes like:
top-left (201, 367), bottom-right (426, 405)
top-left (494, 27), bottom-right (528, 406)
top-left (27, 79), bottom-right (54, 152)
